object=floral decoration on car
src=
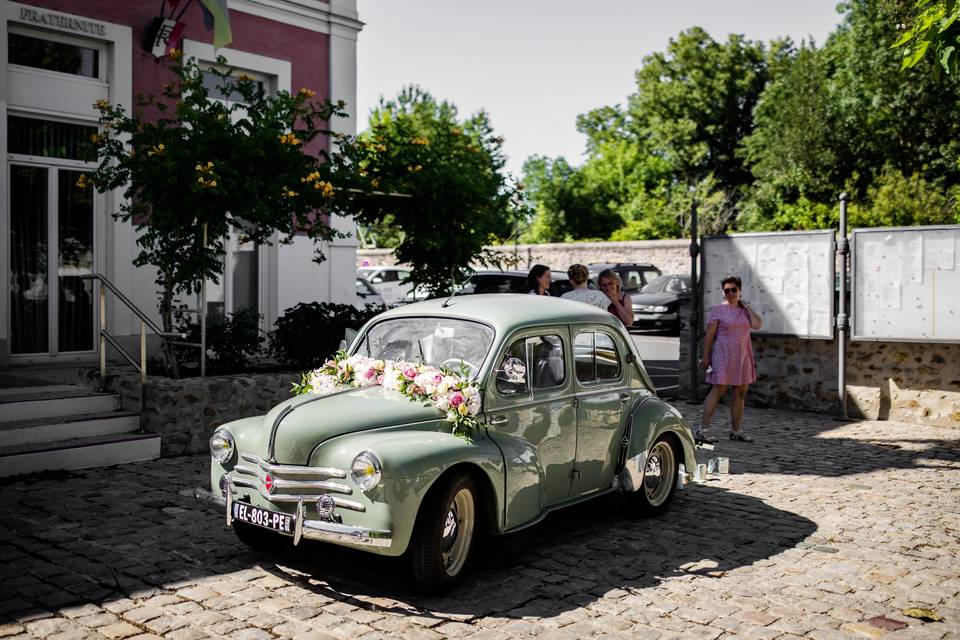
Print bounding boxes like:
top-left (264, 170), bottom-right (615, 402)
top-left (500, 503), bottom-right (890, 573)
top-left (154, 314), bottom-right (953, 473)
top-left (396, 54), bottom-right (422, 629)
top-left (292, 352), bottom-right (482, 439)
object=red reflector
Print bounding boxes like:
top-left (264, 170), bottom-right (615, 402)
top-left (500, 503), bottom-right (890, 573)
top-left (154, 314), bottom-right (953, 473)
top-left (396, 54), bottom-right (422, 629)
top-left (264, 473), bottom-right (274, 493)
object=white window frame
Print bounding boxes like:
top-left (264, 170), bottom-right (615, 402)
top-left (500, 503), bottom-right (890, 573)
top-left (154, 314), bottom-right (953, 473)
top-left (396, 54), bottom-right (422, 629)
top-left (183, 40), bottom-right (290, 331)
top-left (7, 24), bottom-right (109, 83)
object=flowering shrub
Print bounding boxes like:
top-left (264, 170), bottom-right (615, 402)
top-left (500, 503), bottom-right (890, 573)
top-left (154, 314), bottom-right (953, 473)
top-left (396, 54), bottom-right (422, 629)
top-left (292, 352), bottom-right (482, 439)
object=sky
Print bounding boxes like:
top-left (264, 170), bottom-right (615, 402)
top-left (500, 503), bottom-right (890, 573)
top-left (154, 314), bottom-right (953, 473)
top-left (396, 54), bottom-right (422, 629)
top-left (355, 0), bottom-right (845, 178)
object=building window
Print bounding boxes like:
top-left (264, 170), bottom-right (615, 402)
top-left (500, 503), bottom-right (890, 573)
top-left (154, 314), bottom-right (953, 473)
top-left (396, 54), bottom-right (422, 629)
top-left (8, 116), bottom-right (97, 160)
top-left (8, 32), bottom-right (99, 78)
top-left (201, 70), bottom-right (264, 103)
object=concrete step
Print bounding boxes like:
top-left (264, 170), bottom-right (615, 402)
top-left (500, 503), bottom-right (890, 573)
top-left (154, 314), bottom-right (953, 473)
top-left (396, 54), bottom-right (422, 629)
top-left (0, 411), bottom-right (140, 448)
top-left (0, 385), bottom-right (119, 423)
top-left (0, 433), bottom-right (161, 478)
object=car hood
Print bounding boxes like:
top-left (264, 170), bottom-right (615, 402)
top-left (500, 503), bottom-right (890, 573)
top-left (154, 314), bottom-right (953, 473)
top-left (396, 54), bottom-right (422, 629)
top-left (631, 292), bottom-right (682, 306)
top-left (259, 385), bottom-right (442, 464)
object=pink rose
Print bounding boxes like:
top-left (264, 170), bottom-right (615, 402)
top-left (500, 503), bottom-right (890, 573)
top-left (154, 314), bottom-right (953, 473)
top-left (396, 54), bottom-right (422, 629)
top-left (376, 374), bottom-right (384, 385)
top-left (403, 366), bottom-right (417, 380)
top-left (365, 368), bottom-right (377, 379)
top-left (433, 373), bottom-right (444, 383)
top-left (449, 392), bottom-right (464, 407)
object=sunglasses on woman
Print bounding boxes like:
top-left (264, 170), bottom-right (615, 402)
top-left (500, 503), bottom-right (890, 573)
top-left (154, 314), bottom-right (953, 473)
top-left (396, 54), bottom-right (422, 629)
top-left (723, 287), bottom-right (739, 294)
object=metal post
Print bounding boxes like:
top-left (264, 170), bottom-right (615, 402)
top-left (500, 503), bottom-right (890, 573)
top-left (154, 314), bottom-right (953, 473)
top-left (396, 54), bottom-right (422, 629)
top-left (140, 320), bottom-right (147, 384)
top-left (837, 193), bottom-right (849, 419)
top-left (688, 201), bottom-right (700, 402)
top-left (200, 223), bottom-right (207, 378)
top-left (99, 284), bottom-right (107, 388)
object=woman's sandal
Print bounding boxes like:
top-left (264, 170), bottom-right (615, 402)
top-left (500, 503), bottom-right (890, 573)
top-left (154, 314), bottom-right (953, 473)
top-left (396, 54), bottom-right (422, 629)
top-left (729, 429), bottom-right (753, 442)
top-left (694, 429), bottom-right (717, 445)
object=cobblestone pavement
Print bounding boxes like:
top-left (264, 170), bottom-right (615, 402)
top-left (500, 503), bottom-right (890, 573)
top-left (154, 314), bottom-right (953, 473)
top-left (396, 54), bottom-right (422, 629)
top-left (1, 406), bottom-right (959, 639)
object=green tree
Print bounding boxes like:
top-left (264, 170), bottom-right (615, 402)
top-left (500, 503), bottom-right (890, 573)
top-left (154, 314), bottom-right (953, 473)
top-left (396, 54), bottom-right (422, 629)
top-left (83, 52), bottom-right (350, 371)
top-left (520, 155), bottom-right (623, 242)
top-left (524, 28), bottom-right (787, 241)
top-left (333, 86), bottom-right (518, 294)
top-left (739, 0), bottom-right (960, 230)
top-left (626, 28), bottom-right (787, 192)
top-left (892, 0), bottom-right (960, 76)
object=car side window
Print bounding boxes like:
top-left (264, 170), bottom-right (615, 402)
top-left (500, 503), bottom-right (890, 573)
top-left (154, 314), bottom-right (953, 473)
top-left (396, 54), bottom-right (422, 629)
top-left (620, 270), bottom-right (642, 290)
top-left (380, 270), bottom-right (399, 282)
top-left (496, 334), bottom-right (565, 394)
top-left (574, 331), bottom-right (621, 382)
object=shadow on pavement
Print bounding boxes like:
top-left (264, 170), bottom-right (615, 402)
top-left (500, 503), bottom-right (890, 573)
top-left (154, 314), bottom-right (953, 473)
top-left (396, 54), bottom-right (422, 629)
top-left (679, 405), bottom-right (960, 479)
top-left (0, 453), bottom-right (815, 622)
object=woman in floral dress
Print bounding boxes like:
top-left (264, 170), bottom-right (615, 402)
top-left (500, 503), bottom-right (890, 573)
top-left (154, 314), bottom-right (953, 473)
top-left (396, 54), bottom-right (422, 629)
top-left (697, 275), bottom-right (763, 443)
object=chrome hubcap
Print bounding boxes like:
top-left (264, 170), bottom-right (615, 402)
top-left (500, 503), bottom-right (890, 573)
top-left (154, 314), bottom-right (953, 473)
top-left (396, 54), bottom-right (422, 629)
top-left (440, 488), bottom-right (475, 576)
top-left (643, 442), bottom-right (675, 507)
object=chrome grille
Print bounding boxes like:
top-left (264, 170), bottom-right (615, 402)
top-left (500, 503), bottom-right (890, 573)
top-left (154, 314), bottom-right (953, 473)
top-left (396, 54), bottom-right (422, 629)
top-left (233, 452), bottom-right (364, 512)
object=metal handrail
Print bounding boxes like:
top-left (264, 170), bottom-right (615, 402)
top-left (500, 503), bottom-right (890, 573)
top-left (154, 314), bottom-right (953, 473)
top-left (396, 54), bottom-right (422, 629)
top-left (79, 274), bottom-right (188, 385)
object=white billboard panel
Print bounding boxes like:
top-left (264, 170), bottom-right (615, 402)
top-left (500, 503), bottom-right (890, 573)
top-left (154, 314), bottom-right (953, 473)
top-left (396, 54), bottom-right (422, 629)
top-left (852, 226), bottom-right (960, 342)
top-left (702, 231), bottom-right (835, 339)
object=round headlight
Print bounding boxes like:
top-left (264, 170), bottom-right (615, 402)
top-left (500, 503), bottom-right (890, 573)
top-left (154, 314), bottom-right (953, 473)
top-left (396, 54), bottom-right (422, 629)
top-left (209, 429), bottom-right (235, 463)
top-left (351, 451), bottom-right (382, 492)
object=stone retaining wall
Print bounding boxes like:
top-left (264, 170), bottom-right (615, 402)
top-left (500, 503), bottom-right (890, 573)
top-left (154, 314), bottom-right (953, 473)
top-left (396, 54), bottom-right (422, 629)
top-left (110, 372), bottom-right (297, 456)
top-left (358, 239), bottom-right (692, 275)
top-left (678, 303), bottom-right (960, 428)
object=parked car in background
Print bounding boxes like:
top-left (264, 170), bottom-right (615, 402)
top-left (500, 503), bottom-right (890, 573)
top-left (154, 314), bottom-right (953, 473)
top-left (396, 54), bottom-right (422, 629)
top-left (588, 263), bottom-right (662, 294)
top-left (197, 295), bottom-right (699, 591)
top-left (457, 270), bottom-right (582, 297)
top-left (630, 274), bottom-right (691, 335)
top-left (353, 276), bottom-right (386, 311)
top-left (458, 270), bottom-right (529, 295)
top-left (391, 284), bottom-right (432, 308)
top-left (357, 266), bottom-right (413, 307)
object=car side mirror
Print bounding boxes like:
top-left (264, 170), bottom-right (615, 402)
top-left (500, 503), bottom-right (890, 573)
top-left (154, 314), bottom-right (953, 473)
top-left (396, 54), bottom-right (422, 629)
top-left (625, 353), bottom-right (637, 364)
top-left (340, 328), bottom-right (358, 352)
top-left (495, 356), bottom-right (528, 394)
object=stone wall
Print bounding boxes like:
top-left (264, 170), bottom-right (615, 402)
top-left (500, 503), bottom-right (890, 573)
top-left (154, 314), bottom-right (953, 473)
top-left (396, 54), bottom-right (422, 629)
top-left (358, 239), bottom-right (692, 275)
top-left (678, 303), bottom-right (960, 428)
top-left (110, 372), bottom-right (297, 456)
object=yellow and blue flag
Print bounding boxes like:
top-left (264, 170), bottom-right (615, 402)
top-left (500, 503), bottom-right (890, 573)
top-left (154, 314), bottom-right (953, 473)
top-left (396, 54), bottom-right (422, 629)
top-left (198, 0), bottom-right (232, 50)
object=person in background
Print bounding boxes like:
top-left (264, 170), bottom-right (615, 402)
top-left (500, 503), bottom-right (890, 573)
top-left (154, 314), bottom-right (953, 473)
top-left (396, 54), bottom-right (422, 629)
top-left (561, 264), bottom-right (608, 309)
top-left (598, 269), bottom-right (633, 326)
top-left (527, 264), bottom-right (552, 296)
top-left (698, 275), bottom-right (763, 443)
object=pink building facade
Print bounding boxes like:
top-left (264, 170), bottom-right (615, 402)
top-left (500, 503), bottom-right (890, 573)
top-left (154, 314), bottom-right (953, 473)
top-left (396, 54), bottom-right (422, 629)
top-left (1, 0), bottom-right (363, 367)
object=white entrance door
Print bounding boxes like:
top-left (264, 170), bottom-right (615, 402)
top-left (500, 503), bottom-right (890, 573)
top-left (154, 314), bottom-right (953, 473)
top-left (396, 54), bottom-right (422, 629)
top-left (9, 161), bottom-right (96, 356)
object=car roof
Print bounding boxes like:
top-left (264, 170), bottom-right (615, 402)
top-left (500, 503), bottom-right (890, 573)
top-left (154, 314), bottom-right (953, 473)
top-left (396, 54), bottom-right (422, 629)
top-left (358, 265), bottom-right (408, 271)
top-left (587, 262), bottom-right (659, 269)
top-left (466, 270), bottom-right (527, 277)
top-left (373, 293), bottom-right (622, 335)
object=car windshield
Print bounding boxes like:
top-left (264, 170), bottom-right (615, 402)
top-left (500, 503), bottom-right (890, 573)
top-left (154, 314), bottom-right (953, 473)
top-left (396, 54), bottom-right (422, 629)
top-left (642, 276), bottom-right (668, 293)
top-left (354, 317), bottom-right (495, 377)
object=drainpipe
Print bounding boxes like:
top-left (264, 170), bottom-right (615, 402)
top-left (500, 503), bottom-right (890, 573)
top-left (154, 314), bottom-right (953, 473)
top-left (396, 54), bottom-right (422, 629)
top-left (836, 194), bottom-right (849, 419)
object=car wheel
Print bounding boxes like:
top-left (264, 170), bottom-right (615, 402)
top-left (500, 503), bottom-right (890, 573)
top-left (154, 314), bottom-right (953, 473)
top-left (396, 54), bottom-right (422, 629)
top-left (410, 471), bottom-right (478, 592)
top-left (630, 435), bottom-right (679, 517)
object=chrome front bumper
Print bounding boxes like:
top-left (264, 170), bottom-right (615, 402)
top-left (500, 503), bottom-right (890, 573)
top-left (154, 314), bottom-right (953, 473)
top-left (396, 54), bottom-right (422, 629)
top-left (194, 485), bottom-right (392, 548)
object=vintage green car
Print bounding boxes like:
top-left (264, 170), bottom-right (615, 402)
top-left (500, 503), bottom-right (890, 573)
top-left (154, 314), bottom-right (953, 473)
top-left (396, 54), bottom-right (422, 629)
top-left (195, 294), bottom-right (699, 590)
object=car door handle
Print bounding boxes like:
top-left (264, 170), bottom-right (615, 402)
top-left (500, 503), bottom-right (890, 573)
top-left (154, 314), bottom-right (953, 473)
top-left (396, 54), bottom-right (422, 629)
top-left (488, 415), bottom-right (509, 426)
top-left (619, 393), bottom-right (630, 403)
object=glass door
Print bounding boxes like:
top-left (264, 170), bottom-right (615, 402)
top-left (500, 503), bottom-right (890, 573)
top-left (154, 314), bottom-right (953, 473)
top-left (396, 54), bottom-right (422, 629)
top-left (9, 163), bottom-right (95, 356)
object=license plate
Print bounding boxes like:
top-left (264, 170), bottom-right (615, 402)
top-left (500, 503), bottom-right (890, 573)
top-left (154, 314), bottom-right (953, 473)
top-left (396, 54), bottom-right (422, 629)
top-left (231, 502), bottom-right (294, 534)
